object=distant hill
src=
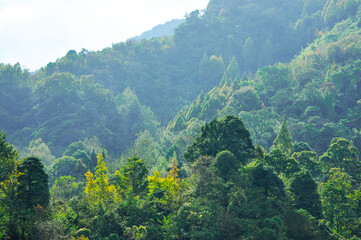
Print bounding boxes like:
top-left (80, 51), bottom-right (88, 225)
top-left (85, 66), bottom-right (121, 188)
top-left (133, 19), bottom-right (184, 40)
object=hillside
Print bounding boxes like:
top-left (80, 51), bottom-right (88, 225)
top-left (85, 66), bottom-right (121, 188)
top-left (132, 19), bottom-right (184, 40)
top-left (1, 0), bottom-right (343, 156)
top-left (1, 0), bottom-right (361, 239)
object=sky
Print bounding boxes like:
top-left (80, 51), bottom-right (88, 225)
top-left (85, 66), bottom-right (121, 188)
top-left (0, 0), bottom-right (209, 71)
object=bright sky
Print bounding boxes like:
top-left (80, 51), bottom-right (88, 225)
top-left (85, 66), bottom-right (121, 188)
top-left (0, 0), bottom-right (209, 71)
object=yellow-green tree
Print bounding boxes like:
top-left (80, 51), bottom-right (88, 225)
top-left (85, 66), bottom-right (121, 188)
top-left (84, 153), bottom-right (116, 206)
top-left (148, 160), bottom-right (182, 212)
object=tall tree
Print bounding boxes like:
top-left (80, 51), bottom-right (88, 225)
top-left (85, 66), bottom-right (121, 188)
top-left (319, 137), bottom-right (361, 181)
top-left (273, 116), bottom-right (294, 155)
top-left (0, 131), bottom-right (18, 182)
top-left (17, 157), bottom-right (50, 239)
top-left (242, 36), bottom-right (256, 73)
top-left (17, 157), bottom-right (49, 210)
top-left (290, 170), bottom-right (323, 219)
top-left (184, 115), bottom-right (254, 164)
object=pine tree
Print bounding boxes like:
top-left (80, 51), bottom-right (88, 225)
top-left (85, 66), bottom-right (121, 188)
top-left (242, 36), bottom-right (256, 73)
top-left (273, 116), bottom-right (294, 155)
top-left (226, 56), bottom-right (240, 81)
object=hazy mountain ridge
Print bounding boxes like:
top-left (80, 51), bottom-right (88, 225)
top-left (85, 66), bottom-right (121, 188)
top-left (132, 19), bottom-right (185, 41)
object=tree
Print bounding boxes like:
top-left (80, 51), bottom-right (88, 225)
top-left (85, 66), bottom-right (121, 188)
top-left (17, 157), bottom-right (50, 239)
top-left (292, 151), bottom-right (320, 178)
top-left (273, 116), bottom-right (294, 156)
top-left (242, 36), bottom-right (256, 73)
top-left (17, 157), bottom-right (50, 210)
top-left (290, 170), bottom-right (322, 219)
top-left (266, 149), bottom-right (300, 178)
top-left (226, 56), bottom-right (240, 81)
top-left (0, 131), bottom-right (18, 182)
top-left (184, 115), bottom-right (254, 164)
top-left (84, 153), bottom-right (116, 206)
top-left (114, 157), bottom-right (149, 199)
top-left (214, 150), bottom-right (238, 181)
top-left (319, 137), bottom-right (361, 181)
top-left (321, 168), bottom-right (356, 237)
top-left (25, 138), bottom-right (55, 168)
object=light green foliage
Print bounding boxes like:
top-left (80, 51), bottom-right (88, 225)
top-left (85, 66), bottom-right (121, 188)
top-left (2, 0), bottom-right (361, 238)
top-left (292, 151), bottom-right (321, 177)
top-left (242, 37), bottom-right (256, 73)
top-left (25, 138), bottom-right (55, 168)
top-left (51, 176), bottom-right (80, 202)
top-left (321, 168), bottom-right (361, 237)
top-left (322, 0), bottom-right (360, 25)
top-left (199, 53), bottom-right (225, 90)
top-left (0, 132), bottom-right (18, 182)
top-left (273, 116), bottom-right (294, 156)
top-left (226, 56), bottom-right (240, 81)
top-left (128, 130), bottom-right (161, 169)
top-left (125, 225), bottom-right (147, 240)
top-left (319, 137), bottom-right (361, 180)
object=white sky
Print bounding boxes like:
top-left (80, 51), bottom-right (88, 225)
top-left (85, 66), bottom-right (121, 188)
top-left (0, 0), bottom-right (209, 71)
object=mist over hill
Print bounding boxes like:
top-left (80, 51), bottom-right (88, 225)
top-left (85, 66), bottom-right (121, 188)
top-left (2, 0), bottom-right (361, 239)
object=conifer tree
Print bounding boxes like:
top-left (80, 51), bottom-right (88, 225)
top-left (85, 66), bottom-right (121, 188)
top-left (242, 36), bottom-right (256, 73)
top-left (226, 56), bottom-right (240, 81)
top-left (273, 116), bottom-right (294, 155)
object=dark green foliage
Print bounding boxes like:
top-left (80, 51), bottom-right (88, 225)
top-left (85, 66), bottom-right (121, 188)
top-left (184, 115), bottom-right (254, 163)
top-left (248, 162), bottom-right (286, 199)
top-left (115, 157), bottom-right (149, 198)
top-left (293, 141), bottom-right (313, 152)
top-left (50, 156), bottom-right (87, 182)
top-left (17, 157), bottom-right (50, 209)
top-left (266, 149), bottom-right (300, 178)
top-left (2, 0), bottom-right (361, 238)
top-left (290, 171), bottom-right (323, 219)
top-left (214, 150), bottom-right (238, 181)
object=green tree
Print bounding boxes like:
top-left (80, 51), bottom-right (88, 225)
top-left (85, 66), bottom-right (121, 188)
top-left (184, 115), bottom-right (254, 164)
top-left (265, 149), bottom-right (300, 178)
top-left (114, 157), bottom-right (149, 199)
top-left (319, 137), bottom-right (361, 181)
top-left (17, 157), bottom-right (50, 239)
top-left (273, 116), bottom-right (294, 155)
top-left (214, 150), bottom-right (239, 181)
top-left (0, 132), bottom-right (18, 182)
top-left (25, 138), bottom-right (55, 168)
top-left (242, 36), bottom-right (256, 73)
top-left (226, 56), bottom-right (240, 81)
top-left (321, 168), bottom-right (356, 237)
top-left (17, 157), bottom-right (50, 209)
top-left (290, 170), bottom-right (322, 219)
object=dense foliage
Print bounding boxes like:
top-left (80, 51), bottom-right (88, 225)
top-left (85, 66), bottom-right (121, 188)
top-left (2, 0), bottom-right (361, 239)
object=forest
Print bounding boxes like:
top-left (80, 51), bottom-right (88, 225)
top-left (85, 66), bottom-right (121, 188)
top-left (2, 0), bottom-right (361, 239)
